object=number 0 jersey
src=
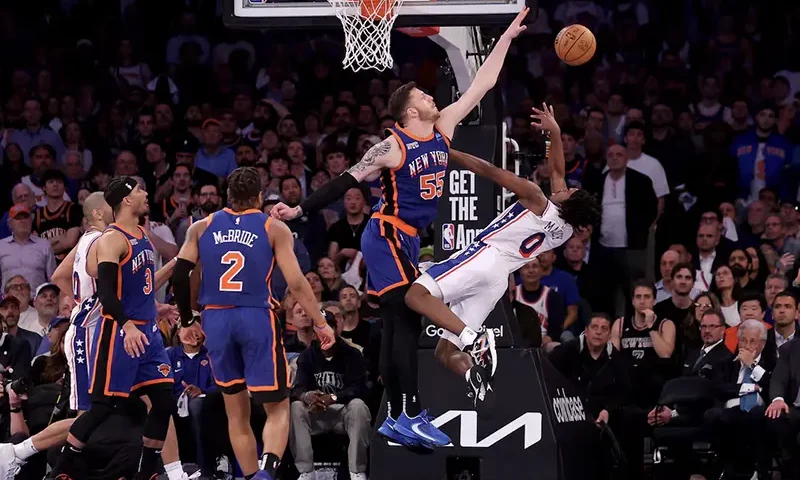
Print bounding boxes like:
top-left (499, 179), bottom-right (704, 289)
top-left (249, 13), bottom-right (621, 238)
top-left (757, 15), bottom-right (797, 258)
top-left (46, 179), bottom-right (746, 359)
top-left (198, 208), bottom-right (277, 308)
top-left (374, 123), bottom-right (449, 230)
top-left (474, 200), bottom-right (573, 271)
top-left (103, 224), bottom-right (156, 322)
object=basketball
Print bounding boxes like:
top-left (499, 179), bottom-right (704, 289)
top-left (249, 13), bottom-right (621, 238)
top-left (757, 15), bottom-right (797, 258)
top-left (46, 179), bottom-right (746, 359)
top-left (554, 24), bottom-right (596, 66)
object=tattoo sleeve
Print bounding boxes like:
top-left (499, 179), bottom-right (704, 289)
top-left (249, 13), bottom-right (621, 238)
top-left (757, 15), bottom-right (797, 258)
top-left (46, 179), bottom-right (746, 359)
top-left (348, 139), bottom-right (391, 175)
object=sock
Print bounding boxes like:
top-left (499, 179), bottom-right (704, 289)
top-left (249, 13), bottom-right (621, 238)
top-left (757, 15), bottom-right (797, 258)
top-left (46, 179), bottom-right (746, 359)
top-left (136, 446), bottom-right (162, 479)
top-left (459, 327), bottom-right (478, 347)
top-left (14, 438), bottom-right (38, 460)
top-left (51, 444), bottom-right (82, 477)
top-left (164, 461), bottom-right (184, 480)
top-left (259, 452), bottom-right (281, 478)
top-left (402, 393), bottom-right (421, 417)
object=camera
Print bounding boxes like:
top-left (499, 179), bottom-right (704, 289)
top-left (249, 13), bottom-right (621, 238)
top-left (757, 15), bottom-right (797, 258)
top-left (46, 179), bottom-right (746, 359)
top-left (8, 377), bottom-right (30, 396)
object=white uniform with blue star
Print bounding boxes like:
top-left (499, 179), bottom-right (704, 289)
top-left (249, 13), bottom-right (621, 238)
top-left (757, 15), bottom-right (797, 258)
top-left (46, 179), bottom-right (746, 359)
top-left (64, 228), bottom-right (103, 411)
top-left (417, 200), bottom-right (573, 348)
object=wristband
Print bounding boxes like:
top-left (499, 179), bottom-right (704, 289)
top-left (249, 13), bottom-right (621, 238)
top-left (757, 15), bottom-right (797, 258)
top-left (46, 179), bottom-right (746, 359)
top-left (9, 407), bottom-right (22, 413)
top-left (314, 322), bottom-right (328, 330)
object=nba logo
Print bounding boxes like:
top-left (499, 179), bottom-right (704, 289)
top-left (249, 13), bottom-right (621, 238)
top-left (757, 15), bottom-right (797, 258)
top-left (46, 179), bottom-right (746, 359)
top-left (442, 223), bottom-right (455, 251)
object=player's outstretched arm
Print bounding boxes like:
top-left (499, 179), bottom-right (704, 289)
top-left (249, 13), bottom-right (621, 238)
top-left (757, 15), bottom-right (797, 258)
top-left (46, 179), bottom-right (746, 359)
top-left (531, 103), bottom-right (567, 194)
top-left (436, 8), bottom-right (528, 138)
top-left (271, 136), bottom-right (401, 222)
top-left (449, 149), bottom-right (548, 213)
top-left (173, 221), bottom-right (205, 328)
top-left (269, 219), bottom-right (335, 349)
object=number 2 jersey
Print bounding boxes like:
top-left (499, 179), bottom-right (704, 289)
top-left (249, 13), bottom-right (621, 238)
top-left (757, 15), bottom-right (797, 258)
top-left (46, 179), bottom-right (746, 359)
top-left (472, 200), bottom-right (573, 272)
top-left (375, 123), bottom-right (450, 230)
top-left (198, 208), bottom-right (277, 308)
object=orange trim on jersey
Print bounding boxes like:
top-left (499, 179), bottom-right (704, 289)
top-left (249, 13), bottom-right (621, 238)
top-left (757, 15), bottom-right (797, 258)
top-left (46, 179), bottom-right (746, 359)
top-left (88, 319), bottom-right (110, 395)
top-left (109, 222), bottom-right (143, 240)
top-left (434, 245), bottom-right (488, 282)
top-left (216, 377), bottom-right (247, 387)
top-left (480, 211), bottom-right (531, 242)
top-left (372, 213), bottom-right (417, 236)
top-left (248, 311), bottom-right (280, 391)
top-left (394, 122), bottom-right (434, 142)
top-left (101, 314), bottom-right (149, 325)
top-left (131, 378), bottom-right (175, 391)
top-left (204, 305), bottom-right (234, 310)
top-left (388, 129), bottom-right (407, 173)
top-left (205, 212), bottom-right (215, 226)
top-left (378, 221), bottom-right (409, 290)
top-left (222, 208), bottom-right (261, 216)
top-left (43, 201), bottom-right (69, 221)
top-left (264, 218), bottom-right (279, 309)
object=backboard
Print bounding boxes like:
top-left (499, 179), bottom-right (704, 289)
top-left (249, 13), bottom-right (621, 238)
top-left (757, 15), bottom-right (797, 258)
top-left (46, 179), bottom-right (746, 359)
top-left (223, 0), bottom-right (530, 30)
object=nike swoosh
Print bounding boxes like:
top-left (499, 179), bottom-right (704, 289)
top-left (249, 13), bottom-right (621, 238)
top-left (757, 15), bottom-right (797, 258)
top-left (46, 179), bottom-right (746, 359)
top-left (411, 422), bottom-right (437, 442)
top-left (175, 369), bottom-right (182, 372)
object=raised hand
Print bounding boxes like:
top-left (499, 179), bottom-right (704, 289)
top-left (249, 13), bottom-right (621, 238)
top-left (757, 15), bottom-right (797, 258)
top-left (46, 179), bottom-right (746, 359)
top-left (531, 103), bottom-right (560, 134)
top-left (502, 8), bottom-right (529, 40)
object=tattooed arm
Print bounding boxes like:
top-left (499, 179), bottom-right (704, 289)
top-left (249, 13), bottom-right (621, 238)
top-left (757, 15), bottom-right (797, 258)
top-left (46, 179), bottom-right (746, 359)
top-left (272, 137), bottom-right (401, 220)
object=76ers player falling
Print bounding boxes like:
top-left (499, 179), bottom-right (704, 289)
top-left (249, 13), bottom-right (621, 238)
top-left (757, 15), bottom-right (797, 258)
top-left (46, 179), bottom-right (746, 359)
top-left (272, 9), bottom-right (530, 448)
top-left (405, 104), bottom-right (600, 410)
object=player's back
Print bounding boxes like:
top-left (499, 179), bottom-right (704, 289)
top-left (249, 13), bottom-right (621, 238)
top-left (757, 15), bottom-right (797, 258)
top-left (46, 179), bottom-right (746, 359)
top-left (103, 224), bottom-right (157, 322)
top-left (374, 123), bottom-right (449, 230)
top-left (475, 200), bottom-right (573, 270)
top-left (198, 208), bottom-right (276, 308)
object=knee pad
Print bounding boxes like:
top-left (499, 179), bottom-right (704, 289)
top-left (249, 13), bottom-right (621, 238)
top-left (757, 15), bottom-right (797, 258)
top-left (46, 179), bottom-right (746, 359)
top-left (142, 385), bottom-right (176, 441)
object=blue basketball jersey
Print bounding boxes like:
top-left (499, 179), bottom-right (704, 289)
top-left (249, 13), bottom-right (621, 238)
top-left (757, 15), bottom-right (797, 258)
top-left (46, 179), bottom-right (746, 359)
top-left (374, 123), bottom-right (449, 230)
top-left (198, 208), bottom-right (276, 308)
top-left (104, 224), bottom-right (157, 322)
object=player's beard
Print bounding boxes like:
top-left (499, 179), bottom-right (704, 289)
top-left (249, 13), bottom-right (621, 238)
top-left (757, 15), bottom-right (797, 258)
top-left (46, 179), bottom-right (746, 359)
top-left (419, 108), bottom-right (440, 123)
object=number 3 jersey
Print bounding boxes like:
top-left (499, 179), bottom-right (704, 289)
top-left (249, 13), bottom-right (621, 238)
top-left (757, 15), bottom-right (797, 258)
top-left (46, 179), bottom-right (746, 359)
top-left (474, 200), bottom-right (573, 271)
top-left (375, 123), bottom-right (449, 230)
top-left (198, 208), bottom-right (276, 308)
top-left (103, 224), bottom-right (156, 322)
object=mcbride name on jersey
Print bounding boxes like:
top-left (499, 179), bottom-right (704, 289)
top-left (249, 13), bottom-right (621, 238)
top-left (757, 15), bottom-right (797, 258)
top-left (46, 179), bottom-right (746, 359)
top-left (473, 200), bottom-right (573, 270)
top-left (377, 124), bottom-right (450, 230)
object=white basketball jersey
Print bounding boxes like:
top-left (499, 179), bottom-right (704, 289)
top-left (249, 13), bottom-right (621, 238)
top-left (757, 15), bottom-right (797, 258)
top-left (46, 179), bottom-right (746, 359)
top-left (72, 229), bottom-right (103, 302)
top-left (474, 200), bottom-right (573, 271)
top-left (515, 284), bottom-right (551, 336)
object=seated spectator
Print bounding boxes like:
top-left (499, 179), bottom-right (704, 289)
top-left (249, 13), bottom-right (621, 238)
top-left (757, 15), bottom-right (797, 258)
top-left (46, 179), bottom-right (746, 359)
top-left (534, 250), bottom-right (579, 336)
top-left (0, 295), bottom-right (41, 356)
top-left (195, 119), bottom-right (237, 179)
top-left (326, 187), bottom-right (369, 269)
top-left (549, 313), bottom-right (630, 427)
top-left (706, 320), bottom-right (773, 478)
top-left (723, 292), bottom-right (773, 354)
top-left (304, 271), bottom-right (328, 303)
top-left (654, 263), bottom-right (698, 341)
top-left (338, 286), bottom-right (372, 353)
top-left (32, 169), bottom-right (82, 262)
top-left (4, 276), bottom-right (37, 332)
top-left (0, 183), bottom-right (37, 240)
top-left (167, 325), bottom-right (217, 468)
top-left (290, 311), bottom-right (370, 480)
top-left (679, 293), bottom-right (721, 357)
top-left (21, 145), bottom-right (70, 208)
top-left (512, 258), bottom-right (566, 347)
top-left (0, 205), bottom-right (57, 290)
top-left (285, 300), bottom-right (315, 354)
top-left (710, 264), bottom-right (742, 327)
top-left (317, 257), bottom-right (347, 300)
top-left (765, 273), bottom-right (789, 325)
top-left (18, 283), bottom-right (59, 338)
top-left (729, 248), bottom-right (763, 293)
top-left (656, 251), bottom-right (701, 303)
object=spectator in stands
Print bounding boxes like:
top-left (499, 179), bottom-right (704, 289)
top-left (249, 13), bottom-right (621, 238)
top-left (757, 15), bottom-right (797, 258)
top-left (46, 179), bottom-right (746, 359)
top-left (0, 294), bottom-right (41, 356)
top-left (765, 273), bottom-right (789, 324)
top-left (33, 169), bottom-right (81, 262)
top-left (0, 205), bottom-right (56, 289)
top-left (706, 319), bottom-right (773, 478)
top-left (772, 291), bottom-right (799, 351)
top-left (145, 141), bottom-right (172, 203)
top-left (326, 187), bottom-right (368, 268)
top-left (624, 122), bottom-right (669, 223)
top-left (11, 98), bottom-right (65, 166)
top-left (195, 119), bottom-right (237, 179)
top-left (729, 248), bottom-right (762, 293)
top-left (267, 156), bottom-right (290, 197)
top-left (281, 175), bottom-right (327, 263)
top-left (733, 104), bottom-right (793, 202)
top-left (338, 286), bottom-right (372, 353)
top-left (740, 200), bottom-right (768, 247)
top-left (711, 264), bottom-right (743, 327)
top-left (285, 300), bottom-right (315, 354)
top-left (764, 212), bottom-right (800, 260)
top-left (21, 145), bottom-right (69, 208)
top-left (695, 223), bottom-right (728, 292)
top-left (290, 312), bottom-right (370, 480)
top-left (723, 292), bottom-right (775, 361)
top-left (0, 183), bottom-right (36, 239)
top-left (159, 165), bottom-right (193, 228)
top-left (535, 251), bottom-right (579, 337)
top-left (654, 263), bottom-right (697, 346)
top-left (513, 258), bottom-right (566, 348)
top-left (587, 144), bottom-right (658, 316)
top-left (175, 182), bottom-right (221, 246)
top-left (18, 283), bottom-right (59, 338)
top-left (114, 150), bottom-right (139, 177)
top-left (317, 257), bottom-right (346, 301)
top-left (550, 313), bottom-right (630, 427)
top-left (0, 319), bottom-right (31, 382)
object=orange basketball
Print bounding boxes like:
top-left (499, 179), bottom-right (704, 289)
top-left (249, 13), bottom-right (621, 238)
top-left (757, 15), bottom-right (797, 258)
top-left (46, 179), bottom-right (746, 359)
top-left (554, 24), bottom-right (596, 66)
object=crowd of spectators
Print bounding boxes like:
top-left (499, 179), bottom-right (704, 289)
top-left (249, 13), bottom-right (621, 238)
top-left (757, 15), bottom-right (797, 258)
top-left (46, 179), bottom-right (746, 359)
top-left (0, 0), bottom-right (800, 479)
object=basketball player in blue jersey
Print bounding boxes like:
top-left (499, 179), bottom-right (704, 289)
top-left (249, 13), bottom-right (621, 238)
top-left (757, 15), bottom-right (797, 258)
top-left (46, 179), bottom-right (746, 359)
top-left (405, 105), bottom-right (600, 410)
top-left (51, 177), bottom-right (178, 480)
top-left (272, 9), bottom-right (530, 448)
top-left (172, 167), bottom-right (335, 480)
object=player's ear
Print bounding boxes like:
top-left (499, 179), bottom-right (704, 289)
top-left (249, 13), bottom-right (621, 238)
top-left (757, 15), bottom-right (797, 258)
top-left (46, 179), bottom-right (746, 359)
top-left (257, 191), bottom-right (263, 208)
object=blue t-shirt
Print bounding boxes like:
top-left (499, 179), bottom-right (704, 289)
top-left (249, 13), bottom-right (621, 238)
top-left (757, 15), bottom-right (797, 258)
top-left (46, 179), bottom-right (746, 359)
top-left (195, 147), bottom-right (237, 178)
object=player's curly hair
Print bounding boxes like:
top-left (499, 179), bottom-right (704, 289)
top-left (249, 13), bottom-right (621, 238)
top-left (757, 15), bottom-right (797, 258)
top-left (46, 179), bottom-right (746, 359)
top-left (227, 166), bottom-right (262, 210)
top-left (557, 189), bottom-right (601, 230)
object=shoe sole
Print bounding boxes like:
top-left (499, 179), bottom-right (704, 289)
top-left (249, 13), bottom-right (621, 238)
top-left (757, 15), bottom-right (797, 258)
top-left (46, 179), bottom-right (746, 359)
top-left (485, 328), bottom-right (498, 378)
top-left (469, 365), bottom-right (496, 419)
top-left (391, 421), bottom-right (448, 448)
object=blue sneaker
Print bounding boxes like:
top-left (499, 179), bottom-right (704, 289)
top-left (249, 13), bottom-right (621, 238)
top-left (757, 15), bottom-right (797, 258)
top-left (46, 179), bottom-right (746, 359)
top-left (377, 416), bottom-right (426, 448)
top-left (251, 470), bottom-right (274, 480)
top-left (393, 410), bottom-right (451, 447)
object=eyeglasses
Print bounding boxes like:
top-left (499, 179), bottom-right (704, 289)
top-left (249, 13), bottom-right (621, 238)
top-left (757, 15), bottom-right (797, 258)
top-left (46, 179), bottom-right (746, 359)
top-left (694, 303), bottom-right (712, 309)
top-left (7, 284), bottom-right (30, 291)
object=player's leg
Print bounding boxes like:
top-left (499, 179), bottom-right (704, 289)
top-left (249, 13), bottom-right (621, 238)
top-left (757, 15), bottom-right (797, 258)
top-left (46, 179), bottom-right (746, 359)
top-left (130, 329), bottom-right (177, 480)
top-left (139, 394), bottom-right (189, 480)
top-left (51, 318), bottom-right (130, 478)
top-left (201, 308), bottom-right (260, 476)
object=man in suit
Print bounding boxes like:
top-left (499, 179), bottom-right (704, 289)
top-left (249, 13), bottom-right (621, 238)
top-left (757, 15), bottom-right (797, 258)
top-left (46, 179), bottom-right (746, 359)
top-left (586, 144), bottom-right (658, 317)
top-left (693, 219), bottom-right (732, 292)
top-left (648, 309), bottom-right (732, 426)
top-left (766, 291), bottom-right (800, 478)
top-left (706, 319), bottom-right (774, 479)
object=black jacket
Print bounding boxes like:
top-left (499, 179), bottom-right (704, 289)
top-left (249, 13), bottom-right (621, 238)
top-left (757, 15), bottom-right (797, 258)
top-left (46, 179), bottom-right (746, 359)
top-left (770, 338), bottom-right (800, 404)
top-left (0, 333), bottom-right (32, 381)
top-left (717, 352), bottom-right (775, 404)
top-left (681, 341), bottom-right (734, 382)
top-left (549, 336), bottom-right (631, 417)
top-left (585, 167), bottom-right (658, 250)
top-left (292, 338), bottom-right (367, 405)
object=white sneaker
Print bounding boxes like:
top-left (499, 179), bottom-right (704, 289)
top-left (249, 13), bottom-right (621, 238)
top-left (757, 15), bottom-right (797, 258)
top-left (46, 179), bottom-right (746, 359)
top-left (0, 444), bottom-right (23, 480)
top-left (298, 472), bottom-right (317, 480)
top-left (350, 473), bottom-right (368, 480)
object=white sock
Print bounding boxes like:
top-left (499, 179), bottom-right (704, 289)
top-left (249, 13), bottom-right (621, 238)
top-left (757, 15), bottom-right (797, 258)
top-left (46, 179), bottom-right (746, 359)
top-left (164, 461), bottom-right (184, 480)
top-left (14, 438), bottom-right (38, 460)
top-left (459, 327), bottom-right (478, 347)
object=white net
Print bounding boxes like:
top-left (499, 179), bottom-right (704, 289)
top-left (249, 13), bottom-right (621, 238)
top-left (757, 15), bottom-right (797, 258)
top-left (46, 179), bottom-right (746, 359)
top-left (328, 0), bottom-right (404, 72)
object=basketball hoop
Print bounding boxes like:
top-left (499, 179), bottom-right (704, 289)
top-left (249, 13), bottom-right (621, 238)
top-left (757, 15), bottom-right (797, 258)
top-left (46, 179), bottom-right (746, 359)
top-left (328, 0), bottom-right (404, 71)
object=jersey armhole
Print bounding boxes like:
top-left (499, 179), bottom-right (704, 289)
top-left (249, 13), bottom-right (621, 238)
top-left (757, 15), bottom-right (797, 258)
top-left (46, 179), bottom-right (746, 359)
top-left (433, 125), bottom-right (452, 148)
top-left (388, 130), bottom-right (406, 172)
